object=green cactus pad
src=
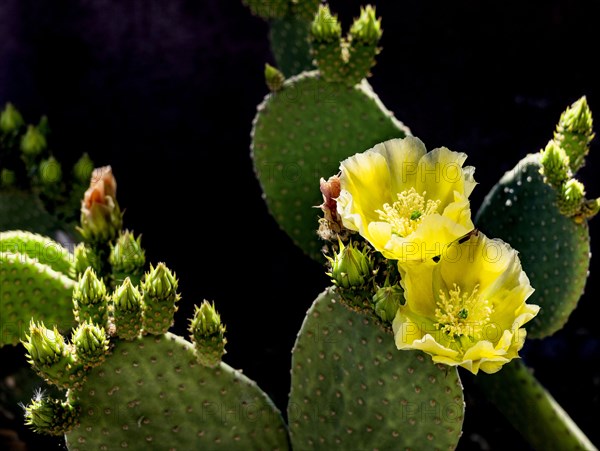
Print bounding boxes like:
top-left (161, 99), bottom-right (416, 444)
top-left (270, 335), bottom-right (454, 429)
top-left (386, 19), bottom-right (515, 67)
top-left (0, 253), bottom-right (76, 346)
top-left (475, 153), bottom-right (590, 338)
top-left (270, 17), bottom-right (314, 77)
top-left (251, 71), bottom-right (410, 259)
top-left (288, 288), bottom-right (464, 450)
top-left (65, 332), bottom-right (290, 451)
top-left (0, 231), bottom-right (75, 278)
top-left (0, 189), bottom-right (58, 235)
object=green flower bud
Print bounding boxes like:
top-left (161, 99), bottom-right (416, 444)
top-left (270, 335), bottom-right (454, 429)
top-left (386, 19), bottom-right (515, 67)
top-left (114, 277), bottom-right (142, 311)
top-left (23, 322), bottom-right (84, 389)
top-left (113, 277), bottom-right (143, 340)
top-left (73, 153), bottom-right (94, 184)
top-left (327, 240), bottom-right (372, 289)
top-left (349, 6), bottom-right (382, 44)
top-left (141, 263), bottom-right (180, 335)
top-left (372, 283), bottom-right (404, 323)
top-left (558, 178), bottom-right (585, 217)
top-left (265, 63), bottom-right (285, 93)
top-left (0, 168), bottom-right (16, 188)
top-left (24, 393), bottom-right (79, 436)
top-left (73, 267), bottom-right (109, 327)
top-left (20, 125), bottom-right (47, 156)
top-left (0, 103), bottom-right (24, 133)
top-left (189, 300), bottom-right (227, 367)
top-left (539, 140), bottom-right (570, 187)
top-left (22, 321), bottom-right (67, 367)
top-left (141, 263), bottom-right (178, 302)
top-left (109, 230), bottom-right (145, 285)
top-left (73, 243), bottom-right (100, 277)
top-left (72, 321), bottom-right (109, 368)
top-left (39, 156), bottom-right (62, 184)
top-left (554, 96), bottom-right (594, 173)
top-left (311, 5), bottom-right (342, 42)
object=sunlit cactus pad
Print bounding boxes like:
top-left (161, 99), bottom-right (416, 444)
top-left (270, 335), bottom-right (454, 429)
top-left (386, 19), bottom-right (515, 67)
top-left (0, 252), bottom-right (75, 346)
top-left (65, 332), bottom-right (290, 451)
top-left (288, 288), bottom-right (464, 450)
top-left (252, 71), bottom-right (409, 259)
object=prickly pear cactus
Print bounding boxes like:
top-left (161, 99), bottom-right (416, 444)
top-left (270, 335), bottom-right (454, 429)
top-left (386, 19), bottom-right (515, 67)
top-left (252, 72), bottom-right (409, 259)
top-left (243, 0), bottom-right (320, 76)
top-left (0, 232), bottom-right (76, 346)
top-left (23, 268), bottom-right (290, 450)
top-left (252, 5), bottom-right (410, 259)
top-left (476, 97), bottom-right (597, 338)
top-left (288, 288), bottom-right (465, 450)
top-left (64, 333), bottom-right (289, 450)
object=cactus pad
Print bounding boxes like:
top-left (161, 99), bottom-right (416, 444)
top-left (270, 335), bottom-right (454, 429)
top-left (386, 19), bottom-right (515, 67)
top-left (0, 190), bottom-right (58, 235)
top-left (0, 252), bottom-right (76, 346)
top-left (270, 17), bottom-right (314, 77)
top-left (251, 72), bottom-right (410, 259)
top-left (65, 332), bottom-right (290, 450)
top-left (1, 230), bottom-right (75, 278)
top-left (288, 288), bottom-right (465, 450)
top-left (475, 153), bottom-right (590, 338)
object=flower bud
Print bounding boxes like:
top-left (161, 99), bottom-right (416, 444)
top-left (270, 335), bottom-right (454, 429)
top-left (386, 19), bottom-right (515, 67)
top-left (22, 321), bottom-right (84, 389)
top-left (20, 125), bottom-right (47, 156)
top-left (73, 243), bottom-right (101, 277)
top-left (0, 168), bottom-right (16, 187)
top-left (109, 230), bottom-right (145, 286)
top-left (72, 321), bottom-right (109, 368)
top-left (558, 178), bottom-right (585, 217)
top-left (327, 240), bottom-right (372, 289)
top-left (141, 263), bottom-right (180, 335)
top-left (0, 103), bottom-right (24, 133)
top-left (80, 166), bottom-right (122, 244)
top-left (372, 283), bottom-right (404, 323)
top-left (73, 153), bottom-right (94, 184)
top-left (539, 141), bottom-right (570, 187)
top-left (73, 267), bottom-right (109, 327)
top-left (265, 63), bottom-right (285, 93)
top-left (311, 5), bottom-right (342, 42)
top-left (349, 6), bottom-right (382, 44)
top-left (24, 393), bottom-right (79, 436)
top-left (554, 96), bottom-right (594, 173)
top-left (113, 277), bottom-right (143, 340)
top-left (23, 320), bottom-right (66, 367)
top-left (189, 300), bottom-right (226, 367)
top-left (39, 156), bottom-right (62, 185)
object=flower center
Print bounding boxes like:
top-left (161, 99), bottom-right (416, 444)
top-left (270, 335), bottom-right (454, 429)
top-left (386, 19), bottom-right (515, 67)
top-left (376, 188), bottom-right (440, 237)
top-left (434, 283), bottom-right (493, 340)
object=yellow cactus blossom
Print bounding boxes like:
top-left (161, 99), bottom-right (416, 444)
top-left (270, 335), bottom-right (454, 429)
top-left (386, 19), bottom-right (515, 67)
top-left (337, 136), bottom-right (477, 263)
top-left (392, 232), bottom-right (539, 375)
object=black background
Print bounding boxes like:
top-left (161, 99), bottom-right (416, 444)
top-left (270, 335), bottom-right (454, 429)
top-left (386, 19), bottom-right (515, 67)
top-left (1, 0), bottom-right (599, 449)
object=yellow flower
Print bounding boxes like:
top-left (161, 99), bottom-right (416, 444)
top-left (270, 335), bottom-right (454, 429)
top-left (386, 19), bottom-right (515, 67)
top-left (337, 136), bottom-right (476, 263)
top-left (392, 232), bottom-right (539, 374)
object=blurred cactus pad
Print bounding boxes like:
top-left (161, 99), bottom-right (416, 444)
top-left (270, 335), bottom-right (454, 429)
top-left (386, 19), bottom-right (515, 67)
top-left (0, 102), bottom-right (94, 236)
top-left (251, 5), bottom-right (410, 259)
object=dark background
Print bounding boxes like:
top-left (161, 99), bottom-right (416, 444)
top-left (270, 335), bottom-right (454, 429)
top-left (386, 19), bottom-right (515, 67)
top-left (1, 0), bottom-right (599, 449)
